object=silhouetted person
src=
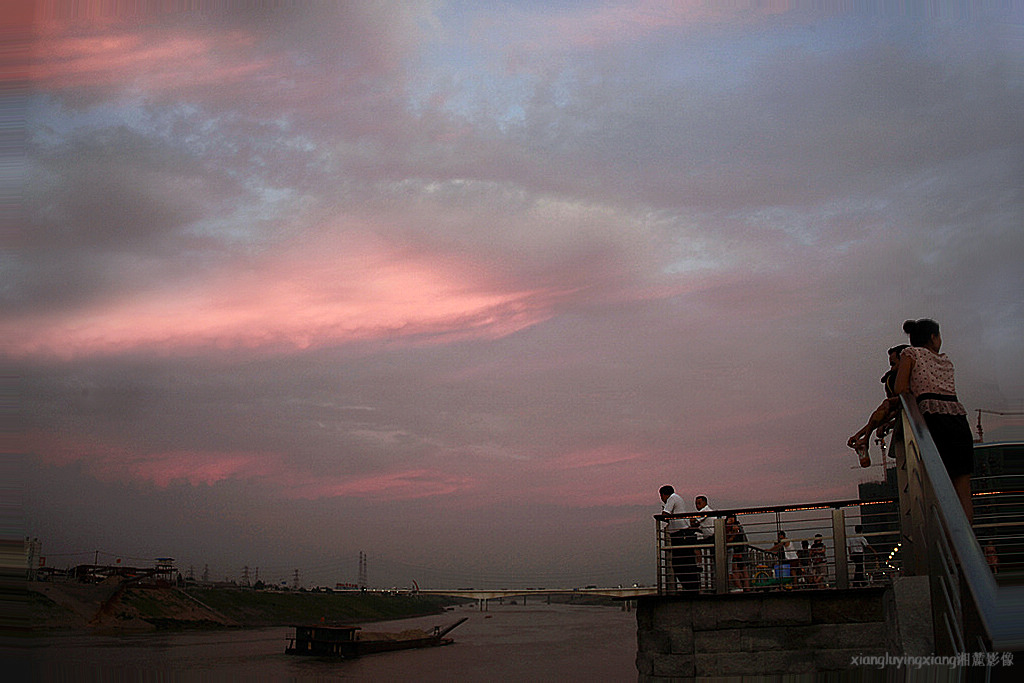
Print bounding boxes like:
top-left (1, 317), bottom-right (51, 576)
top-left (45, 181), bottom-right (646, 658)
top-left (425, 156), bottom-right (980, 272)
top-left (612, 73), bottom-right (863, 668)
top-left (810, 534), bottom-right (827, 586)
top-left (893, 319), bottom-right (974, 522)
top-left (768, 530), bottom-right (796, 582)
top-left (692, 495), bottom-right (715, 587)
top-left (847, 525), bottom-right (873, 586)
top-left (985, 542), bottom-right (999, 574)
top-left (726, 515), bottom-right (749, 591)
top-left (848, 344), bottom-right (908, 467)
top-left (657, 485), bottom-right (698, 592)
top-left (796, 540), bottom-right (810, 585)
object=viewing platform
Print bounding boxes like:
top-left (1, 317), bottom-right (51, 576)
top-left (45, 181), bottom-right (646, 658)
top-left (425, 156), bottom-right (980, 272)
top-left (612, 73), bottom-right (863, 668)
top-left (637, 397), bottom-right (1022, 681)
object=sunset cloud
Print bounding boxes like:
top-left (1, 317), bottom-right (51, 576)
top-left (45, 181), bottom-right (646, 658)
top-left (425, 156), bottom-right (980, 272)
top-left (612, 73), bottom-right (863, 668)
top-left (17, 2), bottom-right (1023, 588)
top-left (30, 431), bottom-right (279, 488)
top-left (2, 229), bottom-right (561, 359)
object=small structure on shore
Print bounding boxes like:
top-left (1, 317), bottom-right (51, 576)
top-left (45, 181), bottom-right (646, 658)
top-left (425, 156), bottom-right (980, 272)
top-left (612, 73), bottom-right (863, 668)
top-left (285, 617), bottom-right (468, 657)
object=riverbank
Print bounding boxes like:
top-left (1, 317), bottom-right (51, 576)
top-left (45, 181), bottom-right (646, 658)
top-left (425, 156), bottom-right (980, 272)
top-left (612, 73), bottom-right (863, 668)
top-left (27, 582), bottom-right (463, 632)
top-left (18, 602), bottom-right (639, 681)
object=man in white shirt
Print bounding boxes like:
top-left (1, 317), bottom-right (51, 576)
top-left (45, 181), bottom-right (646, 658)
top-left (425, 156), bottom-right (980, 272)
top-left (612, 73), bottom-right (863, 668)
top-left (693, 495), bottom-right (715, 540)
top-left (693, 495), bottom-right (716, 588)
top-left (847, 525), bottom-right (873, 586)
top-left (658, 485), bottom-right (698, 591)
top-left (660, 485), bottom-right (688, 531)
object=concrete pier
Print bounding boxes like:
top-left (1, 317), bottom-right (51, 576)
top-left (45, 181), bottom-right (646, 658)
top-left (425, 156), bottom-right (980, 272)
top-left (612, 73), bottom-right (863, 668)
top-left (636, 579), bottom-right (932, 680)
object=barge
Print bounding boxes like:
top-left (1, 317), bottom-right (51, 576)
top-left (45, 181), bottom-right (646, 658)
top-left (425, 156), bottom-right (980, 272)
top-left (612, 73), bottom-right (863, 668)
top-left (285, 617), bottom-right (468, 657)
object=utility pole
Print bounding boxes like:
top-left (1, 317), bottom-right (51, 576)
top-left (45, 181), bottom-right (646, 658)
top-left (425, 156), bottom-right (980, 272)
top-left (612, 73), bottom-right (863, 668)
top-left (292, 569), bottom-right (300, 590)
top-left (358, 551), bottom-right (367, 590)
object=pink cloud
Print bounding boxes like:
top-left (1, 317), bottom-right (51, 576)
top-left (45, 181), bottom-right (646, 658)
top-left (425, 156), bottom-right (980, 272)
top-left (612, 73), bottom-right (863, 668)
top-left (23, 19), bottom-right (270, 93)
top-left (1, 230), bottom-right (563, 359)
top-left (27, 427), bottom-right (479, 501)
top-left (544, 444), bottom-right (646, 471)
top-left (282, 469), bottom-right (478, 501)
top-left (120, 450), bottom-right (275, 488)
top-left (519, 444), bottom-right (659, 507)
top-left (29, 431), bottom-right (281, 487)
top-left (24, 420), bottom-right (861, 516)
top-left (507, 0), bottom-right (793, 52)
top-left (22, 7), bottom-right (420, 107)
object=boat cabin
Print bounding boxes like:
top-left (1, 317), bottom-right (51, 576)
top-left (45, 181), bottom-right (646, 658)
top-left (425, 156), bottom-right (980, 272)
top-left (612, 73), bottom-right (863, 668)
top-left (286, 625), bottom-right (360, 656)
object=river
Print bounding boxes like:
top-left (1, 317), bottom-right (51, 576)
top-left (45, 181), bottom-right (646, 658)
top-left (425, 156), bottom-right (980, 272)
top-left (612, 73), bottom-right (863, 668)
top-left (14, 601), bottom-right (639, 682)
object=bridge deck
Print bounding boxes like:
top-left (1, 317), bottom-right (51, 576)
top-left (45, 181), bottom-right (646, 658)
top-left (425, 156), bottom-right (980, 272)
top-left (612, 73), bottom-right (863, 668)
top-left (416, 587), bottom-right (656, 600)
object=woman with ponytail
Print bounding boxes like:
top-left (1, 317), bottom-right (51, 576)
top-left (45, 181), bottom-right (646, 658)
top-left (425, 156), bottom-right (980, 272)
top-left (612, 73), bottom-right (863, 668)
top-left (893, 319), bottom-right (974, 522)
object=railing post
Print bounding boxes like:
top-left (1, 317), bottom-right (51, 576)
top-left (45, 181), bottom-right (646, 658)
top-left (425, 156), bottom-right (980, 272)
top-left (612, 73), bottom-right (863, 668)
top-left (898, 416), bottom-right (931, 577)
top-left (714, 517), bottom-right (727, 594)
top-left (889, 430), bottom-right (920, 576)
top-left (655, 519), bottom-right (664, 595)
top-left (832, 508), bottom-right (849, 589)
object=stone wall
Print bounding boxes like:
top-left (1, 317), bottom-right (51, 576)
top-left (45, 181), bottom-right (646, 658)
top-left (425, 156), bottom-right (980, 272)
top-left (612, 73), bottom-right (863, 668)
top-left (636, 588), bottom-right (895, 680)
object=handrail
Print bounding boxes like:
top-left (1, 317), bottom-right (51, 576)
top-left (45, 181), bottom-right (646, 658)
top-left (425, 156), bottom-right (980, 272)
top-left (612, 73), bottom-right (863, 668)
top-left (654, 497), bottom-right (891, 594)
top-left (653, 498), bottom-right (883, 521)
top-left (897, 394), bottom-right (1024, 652)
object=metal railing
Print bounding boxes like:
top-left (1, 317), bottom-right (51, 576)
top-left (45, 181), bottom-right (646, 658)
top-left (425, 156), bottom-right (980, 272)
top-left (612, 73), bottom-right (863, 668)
top-left (654, 498), bottom-right (899, 596)
top-left (894, 396), bottom-right (1024, 654)
top-left (971, 474), bottom-right (1024, 584)
top-left (651, 397), bottom-right (1023, 656)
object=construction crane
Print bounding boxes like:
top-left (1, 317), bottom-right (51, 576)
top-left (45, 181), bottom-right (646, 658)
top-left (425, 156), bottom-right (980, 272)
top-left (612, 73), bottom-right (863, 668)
top-left (975, 409), bottom-right (1024, 443)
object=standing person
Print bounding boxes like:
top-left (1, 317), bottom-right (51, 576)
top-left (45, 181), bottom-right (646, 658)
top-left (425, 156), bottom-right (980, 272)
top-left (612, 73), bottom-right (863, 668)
top-left (847, 525), bottom-right (872, 586)
top-left (725, 515), bottom-right (750, 591)
top-left (848, 344), bottom-right (909, 467)
top-left (893, 319), bottom-right (974, 522)
top-left (796, 541), bottom-right (811, 585)
top-left (657, 485), bottom-right (698, 592)
top-left (810, 534), bottom-right (827, 586)
top-left (692, 496), bottom-right (715, 541)
top-left (768, 531), bottom-right (797, 582)
top-left (692, 495), bottom-right (716, 589)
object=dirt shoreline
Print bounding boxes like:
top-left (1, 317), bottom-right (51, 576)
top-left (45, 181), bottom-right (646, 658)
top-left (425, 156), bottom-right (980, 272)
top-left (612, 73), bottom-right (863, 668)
top-left (27, 581), bottom-right (460, 633)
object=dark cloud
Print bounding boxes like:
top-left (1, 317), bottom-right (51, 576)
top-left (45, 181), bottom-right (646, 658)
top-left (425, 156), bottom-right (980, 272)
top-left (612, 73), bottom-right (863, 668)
top-left (12, 125), bottom-right (247, 313)
top-left (16, 4), bottom-right (1024, 587)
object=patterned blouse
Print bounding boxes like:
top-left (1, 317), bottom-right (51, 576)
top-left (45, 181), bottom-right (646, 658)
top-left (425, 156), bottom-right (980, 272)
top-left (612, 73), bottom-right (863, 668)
top-left (901, 346), bottom-right (966, 416)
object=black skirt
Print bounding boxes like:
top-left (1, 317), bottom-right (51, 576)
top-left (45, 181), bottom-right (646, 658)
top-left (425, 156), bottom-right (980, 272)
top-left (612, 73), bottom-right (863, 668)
top-left (923, 412), bottom-right (974, 478)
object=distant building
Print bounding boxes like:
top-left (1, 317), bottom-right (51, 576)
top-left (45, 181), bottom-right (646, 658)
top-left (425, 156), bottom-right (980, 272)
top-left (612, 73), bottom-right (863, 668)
top-left (973, 441), bottom-right (1024, 481)
top-left (857, 440), bottom-right (1022, 573)
top-left (25, 537), bottom-right (42, 581)
top-left (154, 557), bottom-right (177, 583)
top-left (971, 441), bottom-right (1023, 575)
top-left (857, 467), bottom-right (900, 561)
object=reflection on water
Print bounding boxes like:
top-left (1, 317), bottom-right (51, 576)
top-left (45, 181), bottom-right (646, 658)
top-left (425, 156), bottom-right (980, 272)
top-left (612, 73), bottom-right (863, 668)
top-left (13, 602), bottom-right (638, 682)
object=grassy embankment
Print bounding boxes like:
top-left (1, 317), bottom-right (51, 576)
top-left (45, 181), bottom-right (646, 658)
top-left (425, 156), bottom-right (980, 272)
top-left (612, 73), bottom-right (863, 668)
top-left (182, 588), bottom-right (462, 626)
top-left (28, 581), bottom-right (467, 631)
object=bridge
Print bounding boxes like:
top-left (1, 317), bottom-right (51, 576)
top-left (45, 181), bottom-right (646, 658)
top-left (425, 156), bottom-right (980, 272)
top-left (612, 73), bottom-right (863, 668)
top-left (415, 586), bottom-right (656, 609)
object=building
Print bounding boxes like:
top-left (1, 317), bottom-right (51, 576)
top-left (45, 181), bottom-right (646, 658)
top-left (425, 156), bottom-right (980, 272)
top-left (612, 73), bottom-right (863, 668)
top-left (857, 440), bottom-right (1022, 575)
top-left (971, 441), bottom-right (1023, 576)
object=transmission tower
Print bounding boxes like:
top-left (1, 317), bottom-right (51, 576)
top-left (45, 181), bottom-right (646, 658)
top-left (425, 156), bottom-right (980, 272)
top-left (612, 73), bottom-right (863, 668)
top-left (358, 551), bottom-right (367, 589)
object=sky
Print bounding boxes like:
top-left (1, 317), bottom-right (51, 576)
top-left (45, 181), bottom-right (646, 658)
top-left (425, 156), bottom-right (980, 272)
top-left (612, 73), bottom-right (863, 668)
top-left (9, 1), bottom-right (1024, 589)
